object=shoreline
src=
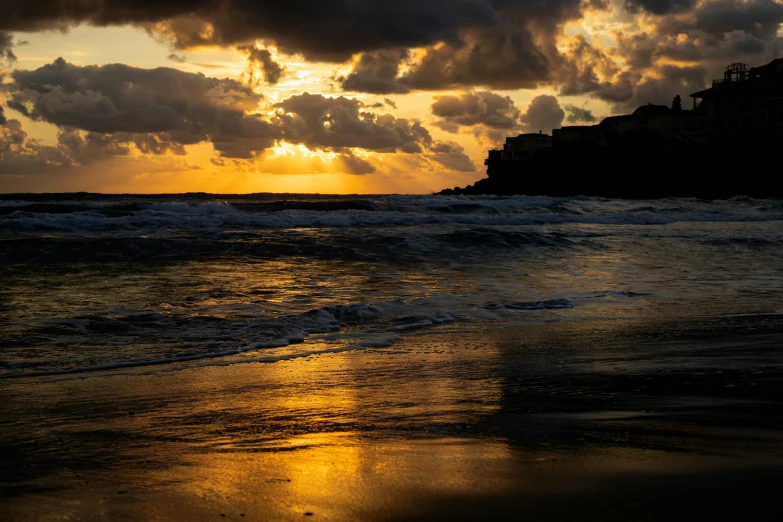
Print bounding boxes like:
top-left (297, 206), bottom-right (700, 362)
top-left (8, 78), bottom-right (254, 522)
top-left (3, 313), bottom-right (783, 520)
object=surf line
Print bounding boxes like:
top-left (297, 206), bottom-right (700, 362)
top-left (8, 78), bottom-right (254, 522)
top-left (0, 334), bottom-right (402, 380)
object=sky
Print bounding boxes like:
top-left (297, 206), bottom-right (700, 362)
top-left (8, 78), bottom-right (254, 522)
top-left (1, 1), bottom-right (782, 194)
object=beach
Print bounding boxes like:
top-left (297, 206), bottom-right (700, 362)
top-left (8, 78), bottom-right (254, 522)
top-left (2, 194), bottom-right (783, 519)
top-left (3, 315), bottom-right (783, 520)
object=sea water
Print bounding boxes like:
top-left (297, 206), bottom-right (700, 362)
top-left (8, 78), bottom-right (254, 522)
top-left (2, 194), bottom-right (782, 379)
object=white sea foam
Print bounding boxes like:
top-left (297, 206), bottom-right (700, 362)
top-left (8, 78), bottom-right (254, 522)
top-left (2, 289), bottom-right (585, 379)
top-left (146, 202), bottom-right (240, 215)
top-left (2, 195), bottom-right (782, 232)
top-left (0, 299), bottom-right (476, 379)
top-left (0, 325), bottom-right (404, 379)
top-left (7, 209), bottom-right (782, 231)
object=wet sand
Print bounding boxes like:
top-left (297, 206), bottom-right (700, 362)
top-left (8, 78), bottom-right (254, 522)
top-left (2, 314), bottom-right (783, 521)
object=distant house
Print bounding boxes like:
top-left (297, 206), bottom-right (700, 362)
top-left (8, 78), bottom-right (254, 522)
top-left (452, 57), bottom-right (783, 196)
top-left (691, 59), bottom-right (783, 140)
top-left (486, 57), bottom-right (782, 174)
top-left (552, 125), bottom-right (600, 147)
top-left (484, 132), bottom-right (552, 172)
top-left (597, 114), bottom-right (639, 136)
top-left (631, 104), bottom-right (676, 136)
top-left (497, 133), bottom-right (552, 161)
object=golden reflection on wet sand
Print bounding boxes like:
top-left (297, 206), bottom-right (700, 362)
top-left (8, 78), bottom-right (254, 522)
top-left (151, 436), bottom-right (514, 521)
top-left (3, 325), bottom-right (783, 521)
top-left (1, 332), bottom-right (508, 518)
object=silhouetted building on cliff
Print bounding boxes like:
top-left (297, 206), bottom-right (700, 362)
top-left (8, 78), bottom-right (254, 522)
top-left (691, 59), bottom-right (783, 141)
top-left (446, 58), bottom-right (783, 198)
top-left (487, 132), bottom-right (553, 164)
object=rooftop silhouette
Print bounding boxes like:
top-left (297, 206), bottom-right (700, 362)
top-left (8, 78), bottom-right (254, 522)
top-left (441, 58), bottom-right (783, 199)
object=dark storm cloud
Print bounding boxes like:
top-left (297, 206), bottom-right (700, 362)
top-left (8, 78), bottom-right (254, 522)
top-left (3, 59), bottom-right (471, 168)
top-left (337, 1), bottom-right (584, 92)
top-left (429, 92), bottom-right (567, 142)
top-left (0, 0), bottom-right (603, 96)
top-left (167, 53), bottom-right (186, 63)
top-left (55, 128), bottom-right (142, 162)
top-left (651, 30), bottom-right (768, 64)
top-left (336, 151), bottom-right (375, 175)
top-left (0, 118), bottom-right (126, 174)
top-left (631, 64), bottom-right (707, 108)
top-left (337, 50), bottom-right (411, 94)
top-left (555, 1), bottom-right (783, 114)
top-left (152, 1), bottom-right (500, 62)
top-left (0, 115), bottom-right (200, 176)
top-left (9, 58), bottom-right (262, 132)
top-left (558, 32), bottom-right (656, 105)
top-left (338, 23), bottom-right (554, 92)
top-left (558, 23), bottom-right (764, 112)
top-left (274, 92), bottom-right (432, 153)
top-left (564, 104), bottom-right (597, 123)
top-left (0, 106), bottom-right (6, 125)
top-left (400, 24), bottom-right (552, 91)
top-left (7, 58), bottom-right (279, 158)
top-left (271, 93), bottom-right (474, 171)
top-left (0, 1), bottom-right (585, 91)
top-left (238, 46), bottom-right (285, 86)
top-left (1, 0), bottom-right (780, 112)
top-left (5, 100), bottom-right (30, 117)
top-left (519, 95), bottom-right (564, 133)
top-left (0, 118), bottom-right (71, 174)
top-left (558, 34), bottom-right (708, 110)
top-left (693, 0), bottom-right (783, 40)
top-left (0, 1), bottom-right (499, 62)
top-left (725, 31), bottom-right (768, 55)
top-left (430, 91), bottom-right (520, 131)
top-left (628, 1), bottom-right (783, 62)
top-left (0, 1), bottom-right (214, 31)
top-left (426, 140), bottom-right (476, 172)
top-left (1, 112), bottom-right (193, 175)
top-left (598, 1), bottom-right (781, 110)
top-left (624, 0), bottom-right (696, 15)
top-left (0, 31), bottom-right (16, 64)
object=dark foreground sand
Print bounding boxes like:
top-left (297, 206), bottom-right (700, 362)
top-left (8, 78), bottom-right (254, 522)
top-left (2, 314), bottom-right (783, 521)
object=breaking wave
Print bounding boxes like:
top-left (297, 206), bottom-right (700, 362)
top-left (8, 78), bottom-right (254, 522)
top-left (1, 194), bottom-right (782, 233)
top-left (0, 297), bottom-right (567, 379)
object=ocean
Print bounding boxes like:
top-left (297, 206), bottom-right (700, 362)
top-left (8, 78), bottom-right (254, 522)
top-left (2, 193), bottom-right (783, 377)
top-left (2, 193), bottom-right (783, 520)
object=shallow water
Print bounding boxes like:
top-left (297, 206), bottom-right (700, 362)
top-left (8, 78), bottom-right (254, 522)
top-left (2, 317), bottom-right (783, 521)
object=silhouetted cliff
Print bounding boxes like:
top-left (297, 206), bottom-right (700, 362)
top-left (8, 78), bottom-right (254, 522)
top-left (440, 139), bottom-right (782, 199)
